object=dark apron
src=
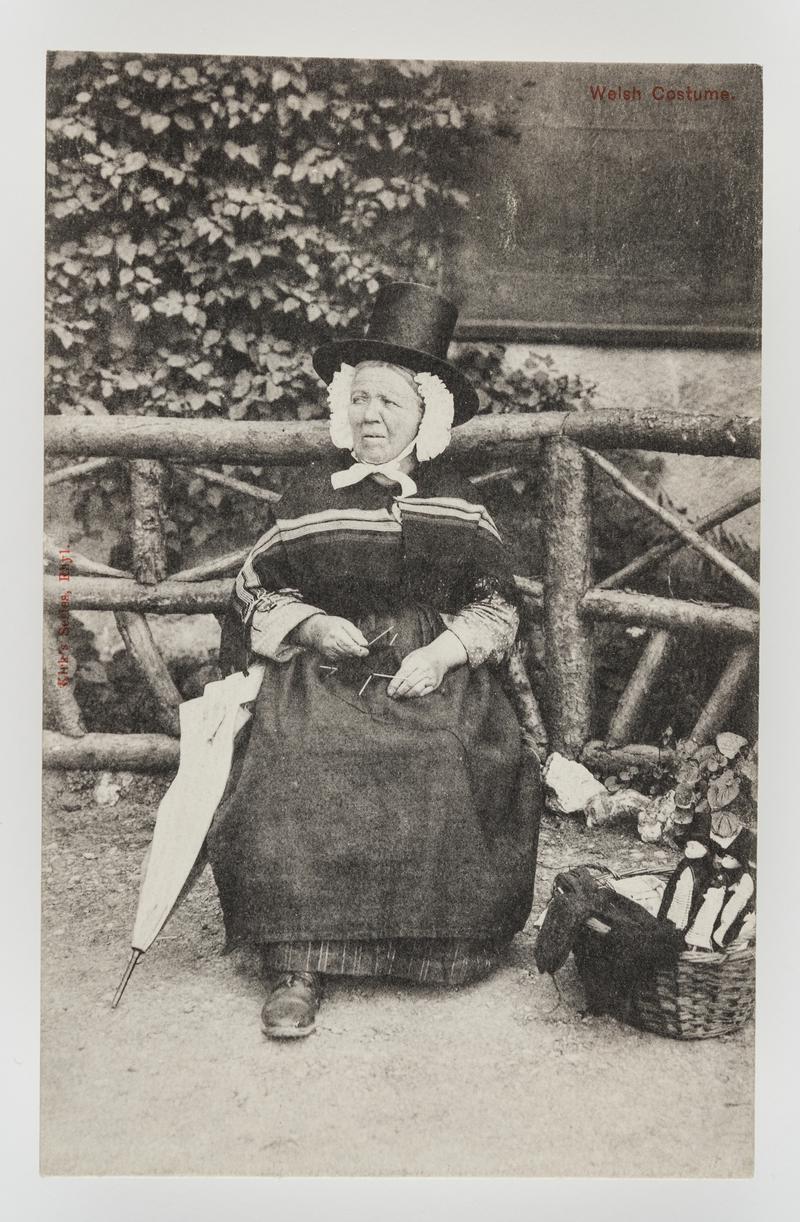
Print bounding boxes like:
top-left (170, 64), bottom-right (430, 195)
top-left (207, 603), bottom-right (539, 944)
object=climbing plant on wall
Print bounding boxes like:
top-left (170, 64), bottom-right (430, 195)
top-left (45, 53), bottom-right (492, 421)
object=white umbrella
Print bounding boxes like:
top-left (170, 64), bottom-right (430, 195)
top-left (111, 664), bottom-right (265, 1007)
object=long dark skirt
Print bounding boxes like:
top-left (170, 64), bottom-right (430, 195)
top-left (207, 604), bottom-right (541, 957)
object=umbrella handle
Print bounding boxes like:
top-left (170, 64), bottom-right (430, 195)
top-left (111, 948), bottom-right (143, 1010)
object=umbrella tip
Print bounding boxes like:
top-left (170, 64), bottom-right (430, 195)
top-left (111, 949), bottom-right (142, 1010)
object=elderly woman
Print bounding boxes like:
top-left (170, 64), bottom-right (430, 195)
top-left (208, 283), bottom-right (542, 1038)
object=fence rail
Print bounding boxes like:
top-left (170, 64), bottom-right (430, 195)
top-left (43, 575), bottom-right (759, 638)
top-left (45, 407), bottom-right (761, 464)
top-left (43, 408), bottom-right (760, 770)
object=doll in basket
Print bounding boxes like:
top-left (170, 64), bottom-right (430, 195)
top-left (658, 799), bottom-right (756, 951)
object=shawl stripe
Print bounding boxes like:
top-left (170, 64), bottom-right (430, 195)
top-left (400, 499), bottom-right (502, 542)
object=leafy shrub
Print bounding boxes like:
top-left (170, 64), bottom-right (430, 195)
top-left (598, 732), bottom-right (758, 834)
top-left (46, 52), bottom-right (497, 423)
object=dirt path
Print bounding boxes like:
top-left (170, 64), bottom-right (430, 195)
top-left (40, 771), bottom-right (753, 1178)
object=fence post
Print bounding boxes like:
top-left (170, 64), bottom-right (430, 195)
top-left (121, 457), bottom-right (181, 736)
top-left (129, 459), bottom-right (167, 585)
top-left (114, 612), bottom-right (182, 737)
top-left (541, 437), bottom-right (593, 756)
top-left (690, 643), bottom-right (757, 745)
top-left (507, 646), bottom-right (548, 758)
top-left (606, 629), bottom-right (674, 746)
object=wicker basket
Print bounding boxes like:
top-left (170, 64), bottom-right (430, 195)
top-left (572, 871), bottom-right (755, 1040)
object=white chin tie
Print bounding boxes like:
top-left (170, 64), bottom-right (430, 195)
top-left (330, 437), bottom-right (418, 498)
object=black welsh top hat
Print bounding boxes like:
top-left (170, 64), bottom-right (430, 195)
top-left (312, 282), bottom-right (479, 425)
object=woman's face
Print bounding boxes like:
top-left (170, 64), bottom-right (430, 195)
top-left (348, 364), bottom-right (423, 464)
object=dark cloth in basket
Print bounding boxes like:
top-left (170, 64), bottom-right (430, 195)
top-left (535, 866), bottom-right (685, 1012)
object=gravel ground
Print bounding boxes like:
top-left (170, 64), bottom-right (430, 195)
top-left (40, 770), bottom-right (753, 1178)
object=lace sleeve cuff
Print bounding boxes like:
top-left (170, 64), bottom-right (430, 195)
top-left (442, 590), bottom-right (519, 669)
top-left (249, 591), bottom-right (324, 663)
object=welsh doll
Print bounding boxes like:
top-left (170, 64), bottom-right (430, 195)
top-left (659, 803), bottom-right (756, 950)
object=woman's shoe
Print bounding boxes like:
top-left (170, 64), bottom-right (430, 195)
top-left (260, 971), bottom-right (322, 1039)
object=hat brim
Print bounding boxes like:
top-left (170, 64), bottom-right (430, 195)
top-left (312, 339), bottom-right (479, 425)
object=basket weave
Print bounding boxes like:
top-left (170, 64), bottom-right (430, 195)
top-left (572, 872), bottom-right (755, 1040)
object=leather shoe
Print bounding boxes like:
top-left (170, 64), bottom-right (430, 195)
top-left (261, 971), bottom-right (322, 1039)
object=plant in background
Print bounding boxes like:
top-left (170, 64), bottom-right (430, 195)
top-left (452, 344), bottom-right (595, 417)
top-left (593, 730), bottom-right (758, 844)
top-left (671, 733), bottom-right (757, 826)
top-left (46, 54), bottom-right (493, 426)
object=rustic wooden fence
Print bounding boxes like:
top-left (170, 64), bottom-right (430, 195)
top-left (43, 408), bottom-right (760, 772)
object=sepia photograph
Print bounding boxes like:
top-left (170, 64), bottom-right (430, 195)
top-left (37, 37), bottom-right (768, 1183)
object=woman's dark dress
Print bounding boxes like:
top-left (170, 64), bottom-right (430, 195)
top-left (207, 455), bottom-right (541, 982)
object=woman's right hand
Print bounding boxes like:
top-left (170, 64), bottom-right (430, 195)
top-left (291, 614), bottom-right (369, 660)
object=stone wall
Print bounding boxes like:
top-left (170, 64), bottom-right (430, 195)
top-left (504, 343), bottom-right (761, 547)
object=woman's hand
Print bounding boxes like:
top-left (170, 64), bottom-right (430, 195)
top-left (387, 631), bottom-right (468, 700)
top-left (291, 614), bottom-right (369, 661)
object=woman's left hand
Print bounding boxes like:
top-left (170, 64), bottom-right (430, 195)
top-left (386, 646), bottom-right (445, 700)
top-left (387, 631), bottom-right (468, 700)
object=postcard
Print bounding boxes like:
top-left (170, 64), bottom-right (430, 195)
top-left (34, 36), bottom-right (773, 1194)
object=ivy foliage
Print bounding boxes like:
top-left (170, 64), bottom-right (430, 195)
top-left (46, 52), bottom-right (495, 422)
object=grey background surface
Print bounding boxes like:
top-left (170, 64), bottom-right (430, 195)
top-left (448, 62), bottom-right (761, 333)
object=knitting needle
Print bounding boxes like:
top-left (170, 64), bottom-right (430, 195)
top-left (357, 674), bottom-right (374, 697)
top-left (366, 625), bottom-right (395, 649)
